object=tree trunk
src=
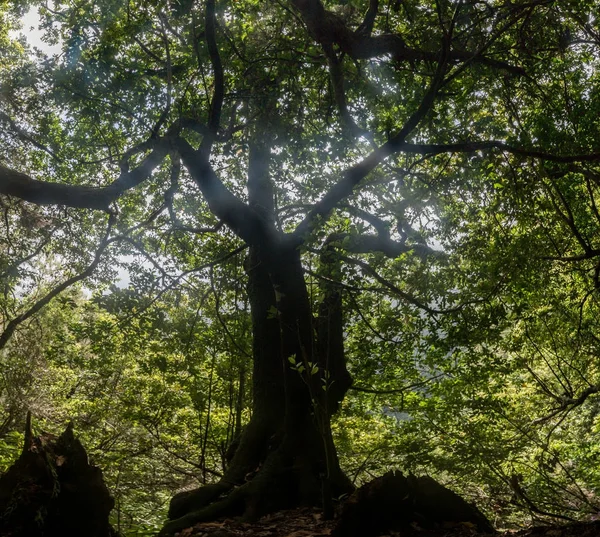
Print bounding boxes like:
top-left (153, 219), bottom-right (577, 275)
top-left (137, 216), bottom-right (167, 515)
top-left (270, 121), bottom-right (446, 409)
top-left (160, 140), bottom-right (353, 536)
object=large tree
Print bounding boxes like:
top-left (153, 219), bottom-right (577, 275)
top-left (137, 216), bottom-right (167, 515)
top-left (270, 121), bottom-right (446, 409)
top-left (2, 0), bottom-right (600, 534)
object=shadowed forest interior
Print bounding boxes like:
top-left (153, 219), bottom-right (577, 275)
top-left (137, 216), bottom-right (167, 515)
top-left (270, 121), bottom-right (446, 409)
top-left (2, 0), bottom-right (600, 536)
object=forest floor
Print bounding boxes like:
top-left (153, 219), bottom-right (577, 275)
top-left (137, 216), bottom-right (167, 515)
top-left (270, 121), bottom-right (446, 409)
top-left (170, 507), bottom-right (600, 537)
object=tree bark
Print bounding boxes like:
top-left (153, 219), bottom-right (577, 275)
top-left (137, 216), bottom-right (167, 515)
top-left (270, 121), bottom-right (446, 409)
top-left (160, 136), bottom-right (353, 536)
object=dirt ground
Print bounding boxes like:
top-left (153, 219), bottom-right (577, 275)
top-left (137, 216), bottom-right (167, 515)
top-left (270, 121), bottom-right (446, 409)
top-left (170, 507), bottom-right (600, 537)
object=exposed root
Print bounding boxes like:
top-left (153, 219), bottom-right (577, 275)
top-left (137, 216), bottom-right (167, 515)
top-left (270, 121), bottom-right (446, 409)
top-left (168, 482), bottom-right (234, 520)
top-left (159, 444), bottom-right (325, 536)
top-left (160, 425), bottom-right (353, 536)
top-left (159, 485), bottom-right (247, 536)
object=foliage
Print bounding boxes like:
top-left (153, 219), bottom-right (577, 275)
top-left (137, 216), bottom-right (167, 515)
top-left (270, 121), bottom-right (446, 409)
top-left (2, 0), bottom-right (600, 532)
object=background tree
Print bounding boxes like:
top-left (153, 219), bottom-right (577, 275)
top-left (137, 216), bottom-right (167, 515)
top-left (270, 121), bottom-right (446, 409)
top-left (2, 0), bottom-right (600, 534)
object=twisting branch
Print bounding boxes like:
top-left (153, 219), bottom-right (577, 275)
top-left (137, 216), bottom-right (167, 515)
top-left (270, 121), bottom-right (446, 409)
top-left (356, 0), bottom-right (378, 37)
top-left (153, 12), bottom-right (174, 138)
top-left (341, 205), bottom-right (391, 237)
top-left (0, 212), bottom-right (116, 351)
top-left (326, 231), bottom-right (439, 259)
top-left (508, 474), bottom-right (576, 522)
top-left (532, 384), bottom-right (600, 425)
top-left (290, 0), bottom-right (525, 74)
top-left (119, 138), bottom-right (162, 172)
top-left (440, 0), bottom-right (534, 87)
top-left (294, 38), bottom-right (449, 241)
top-left (323, 43), bottom-right (363, 136)
top-left (0, 138), bottom-right (170, 210)
top-left (174, 137), bottom-right (275, 248)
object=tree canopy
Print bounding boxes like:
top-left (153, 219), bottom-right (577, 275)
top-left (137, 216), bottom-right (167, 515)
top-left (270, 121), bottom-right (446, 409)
top-left (2, 0), bottom-right (600, 534)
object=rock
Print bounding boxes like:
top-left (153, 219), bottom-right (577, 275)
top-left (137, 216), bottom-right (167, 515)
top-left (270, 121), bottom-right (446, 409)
top-left (0, 412), bottom-right (118, 537)
top-left (332, 470), bottom-right (494, 537)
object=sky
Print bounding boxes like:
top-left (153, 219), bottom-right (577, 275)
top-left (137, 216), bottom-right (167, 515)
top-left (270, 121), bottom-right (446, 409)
top-left (14, 6), bottom-right (61, 55)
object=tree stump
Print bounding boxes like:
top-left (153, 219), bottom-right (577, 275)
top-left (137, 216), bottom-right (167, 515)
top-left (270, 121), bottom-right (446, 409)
top-left (0, 413), bottom-right (118, 537)
top-left (332, 470), bottom-right (494, 537)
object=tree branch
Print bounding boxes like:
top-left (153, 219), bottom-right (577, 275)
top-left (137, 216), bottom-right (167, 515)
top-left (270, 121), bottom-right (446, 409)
top-left (326, 232), bottom-right (439, 259)
top-left (356, 0), bottom-right (378, 37)
top-left (323, 43), bottom-right (363, 136)
top-left (342, 205), bottom-right (390, 237)
top-left (336, 252), bottom-right (459, 315)
top-left (398, 141), bottom-right (600, 163)
top-left (293, 42), bottom-right (448, 242)
top-left (164, 155), bottom-right (223, 234)
top-left (290, 0), bottom-right (525, 75)
top-left (0, 111), bottom-right (60, 161)
top-left (199, 0), bottom-right (225, 156)
top-left (543, 179), bottom-right (592, 256)
top-left (0, 139), bottom-right (169, 210)
top-left (533, 384), bottom-right (600, 425)
top-left (0, 238), bottom-right (50, 280)
top-left (0, 212), bottom-right (116, 350)
top-left (175, 137), bottom-right (276, 248)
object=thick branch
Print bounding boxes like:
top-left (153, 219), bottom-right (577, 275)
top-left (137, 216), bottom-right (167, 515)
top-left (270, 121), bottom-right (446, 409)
top-left (199, 0), bottom-right (225, 155)
top-left (290, 0), bottom-right (524, 75)
top-left (533, 384), bottom-right (600, 425)
top-left (293, 45), bottom-right (448, 242)
top-left (324, 43), bottom-right (362, 136)
top-left (175, 137), bottom-right (276, 248)
top-left (342, 205), bottom-right (390, 237)
top-left (561, 384), bottom-right (600, 410)
top-left (399, 141), bottom-right (600, 163)
top-left (248, 135), bottom-right (275, 222)
top-left (164, 155), bottom-right (223, 234)
top-left (356, 0), bottom-right (378, 37)
top-left (0, 165), bottom-right (115, 210)
top-left (0, 140), bottom-right (169, 210)
top-left (316, 241), bottom-right (353, 415)
top-left (327, 232), bottom-right (438, 259)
